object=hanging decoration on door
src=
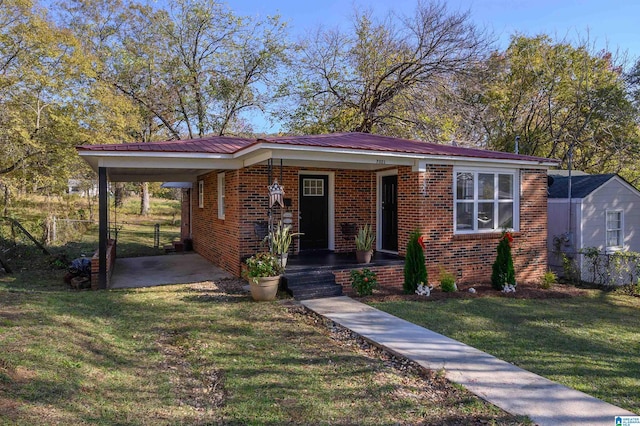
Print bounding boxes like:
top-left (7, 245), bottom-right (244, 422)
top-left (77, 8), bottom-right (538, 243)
top-left (268, 179), bottom-right (285, 208)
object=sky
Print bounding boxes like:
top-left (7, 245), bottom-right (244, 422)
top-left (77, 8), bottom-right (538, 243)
top-left (228, 0), bottom-right (640, 133)
top-left (231, 0), bottom-right (640, 58)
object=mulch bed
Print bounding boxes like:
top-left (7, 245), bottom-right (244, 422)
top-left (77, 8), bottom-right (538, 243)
top-left (359, 281), bottom-right (590, 303)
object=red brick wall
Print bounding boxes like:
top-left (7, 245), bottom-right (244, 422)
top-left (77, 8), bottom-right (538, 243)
top-left (334, 265), bottom-right (404, 296)
top-left (334, 169), bottom-right (376, 252)
top-left (191, 164), bottom-right (548, 286)
top-left (192, 170), bottom-right (241, 276)
top-left (91, 239), bottom-right (116, 289)
top-left (405, 165), bottom-right (548, 285)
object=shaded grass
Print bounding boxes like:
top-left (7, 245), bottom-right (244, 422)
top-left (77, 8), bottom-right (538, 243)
top-left (370, 291), bottom-right (640, 414)
top-left (1, 195), bottom-right (180, 291)
top-left (0, 282), bottom-right (530, 425)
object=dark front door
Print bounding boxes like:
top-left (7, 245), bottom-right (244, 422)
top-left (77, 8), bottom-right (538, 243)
top-left (299, 175), bottom-right (329, 250)
top-left (381, 175), bottom-right (398, 251)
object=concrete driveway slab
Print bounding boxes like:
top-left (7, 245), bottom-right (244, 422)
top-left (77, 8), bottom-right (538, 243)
top-left (110, 253), bottom-right (231, 288)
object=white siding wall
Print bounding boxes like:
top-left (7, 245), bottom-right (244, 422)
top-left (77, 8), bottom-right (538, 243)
top-left (580, 179), bottom-right (640, 283)
top-left (582, 179), bottom-right (640, 253)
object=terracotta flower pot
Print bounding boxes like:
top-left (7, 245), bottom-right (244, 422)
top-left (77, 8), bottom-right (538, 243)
top-left (356, 249), bottom-right (373, 264)
top-left (250, 275), bottom-right (281, 301)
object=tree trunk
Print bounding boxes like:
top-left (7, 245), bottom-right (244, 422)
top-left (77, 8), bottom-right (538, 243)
top-left (2, 183), bottom-right (9, 217)
top-left (114, 183), bottom-right (125, 208)
top-left (140, 182), bottom-right (150, 216)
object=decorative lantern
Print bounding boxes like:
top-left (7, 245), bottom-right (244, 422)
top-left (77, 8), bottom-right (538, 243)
top-left (268, 179), bottom-right (285, 208)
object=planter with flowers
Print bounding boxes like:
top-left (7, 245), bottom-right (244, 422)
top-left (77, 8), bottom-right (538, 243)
top-left (350, 268), bottom-right (378, 296)
top-left (355, 224), bottom-right (375, 263)
top-left (244, 252), bottom-right (284, 301)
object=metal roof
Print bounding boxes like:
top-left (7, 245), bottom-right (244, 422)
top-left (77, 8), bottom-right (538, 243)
top-left (78, 132), bottom-right (553, 163)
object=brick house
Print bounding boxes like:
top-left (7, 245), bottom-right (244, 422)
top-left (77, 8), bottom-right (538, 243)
top-left (78, 132), bottom-right (556, 291)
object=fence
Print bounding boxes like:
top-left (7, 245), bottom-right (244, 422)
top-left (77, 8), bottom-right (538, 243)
top-left (2, 216), bottom-right (180, 250)
top-left (554, 248), bottom-right (640, 288)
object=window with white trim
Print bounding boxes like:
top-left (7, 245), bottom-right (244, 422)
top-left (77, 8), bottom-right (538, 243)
top-left (217, 172), bottom-right (225, 219)
top-left (198, 180), bottom-right (204, 208)
top-left (454, 170), bottom-right (517, 233)
top-left (606, 210), bottom-right (623, 249)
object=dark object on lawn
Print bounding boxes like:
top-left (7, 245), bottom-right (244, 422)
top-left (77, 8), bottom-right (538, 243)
top-left (70, 276), bottom-right (91, 290)
top-left (69, 257), bottom-right (92, 276)
top-left (66, 257), bottom-right (92, 289)
top-left (0, 250), bottom-right (11, 274)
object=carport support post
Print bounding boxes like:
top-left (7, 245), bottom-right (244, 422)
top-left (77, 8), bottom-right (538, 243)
top-left (98, 167), bottom-right (108, 290)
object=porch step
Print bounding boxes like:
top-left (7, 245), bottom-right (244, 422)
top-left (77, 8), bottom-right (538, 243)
top-left (283, 271), bottom-right (343, 300)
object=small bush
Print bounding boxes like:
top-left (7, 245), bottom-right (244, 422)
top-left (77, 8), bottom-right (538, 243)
top-left (350, 268), bottom-right (378, 296)
top-left (440, 270), bottom-right (457, 292)
top-left (540, 270), bottom-right (557, 289)
top-left (404, 230), bottom-right (427, 294)
top-left (491, 231), bottom-right (515, 290)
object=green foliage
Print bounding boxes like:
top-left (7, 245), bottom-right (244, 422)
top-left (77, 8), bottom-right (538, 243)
top-left (540, 270), bottom-right (557, 289)
top-left (350, 268), bottom-right (378, 296)
top-left (244, 252), bottom-right (283, 283)
top-left (439, 270), bottom-right (457, 292)
top-left (354, 224), bottom-right (374, 251)
top-left (491, 232), bottom-right (515, 290)
top-left (578, 247), bottom-right (640, 288)
top-left (404, 231), bottom-right (427, 294)
top-left (264, 221), bottom-right (302, 254)
top-left (480, 35), bottom-right (640, 178)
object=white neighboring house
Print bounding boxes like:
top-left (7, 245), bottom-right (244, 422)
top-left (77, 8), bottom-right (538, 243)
top-left (547, 172), bottom-right (640, 282)
top-left (67, 179), bottom-right (98, 197)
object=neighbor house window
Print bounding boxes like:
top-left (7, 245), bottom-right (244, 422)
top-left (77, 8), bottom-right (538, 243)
top-left (198, 180), bottom-right (204, 208)
top-left (217, 173), bottom-right (225, 219)
top-left (606, 210), bottom-right (623, 250)
top-left (454, 170), bottom-right (517, 233)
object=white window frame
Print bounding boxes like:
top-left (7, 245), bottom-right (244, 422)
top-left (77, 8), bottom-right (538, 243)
top-left (605, 209), bottom-right (623, 251)
top-left (217, 172), bottom-right (225, 220)
top-left (198, 180), bottom-right (204, 209)
top-left (453, 168), bottom-right (519, 234)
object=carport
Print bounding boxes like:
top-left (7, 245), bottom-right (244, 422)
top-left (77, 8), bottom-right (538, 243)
top-left (77, 136), bottom-right (255, 289)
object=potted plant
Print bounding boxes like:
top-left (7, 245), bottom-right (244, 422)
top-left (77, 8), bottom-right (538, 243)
top-left (265, 221), bottom-right (303, 268)
top-left (244, 252), bottom-right (284, 301)
top-left (355, 224), bottom-right (375, 263)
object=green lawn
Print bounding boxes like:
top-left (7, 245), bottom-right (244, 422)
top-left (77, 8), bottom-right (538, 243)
top-left (0, 278), bottom-right (531, 425)
top-left (370, 290), bottom-right (640, 414)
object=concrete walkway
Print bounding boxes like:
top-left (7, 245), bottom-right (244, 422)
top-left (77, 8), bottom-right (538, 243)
top-left (302, 296), bottom-right (636, 426)
top-left (110, 253), bottom-right (231, 289)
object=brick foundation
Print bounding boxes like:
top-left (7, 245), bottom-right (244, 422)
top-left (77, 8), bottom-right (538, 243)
top-left (91, 239), bottom-right (116, 289)
top-left (333, 264), bottom-right (405, 296)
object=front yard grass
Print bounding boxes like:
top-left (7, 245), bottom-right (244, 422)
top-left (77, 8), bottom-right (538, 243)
top-left (0, 278), bottom-right (531, 425)
top-left (370, 290), bottom-right (640, 414)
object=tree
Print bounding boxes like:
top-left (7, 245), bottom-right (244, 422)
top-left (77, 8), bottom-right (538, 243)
top-left (279, 1), bottom-right (490, 138)
top-left (0, 0), bottom-right (94, 196)
top-left (476, 35), bottom-right (639, 178)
